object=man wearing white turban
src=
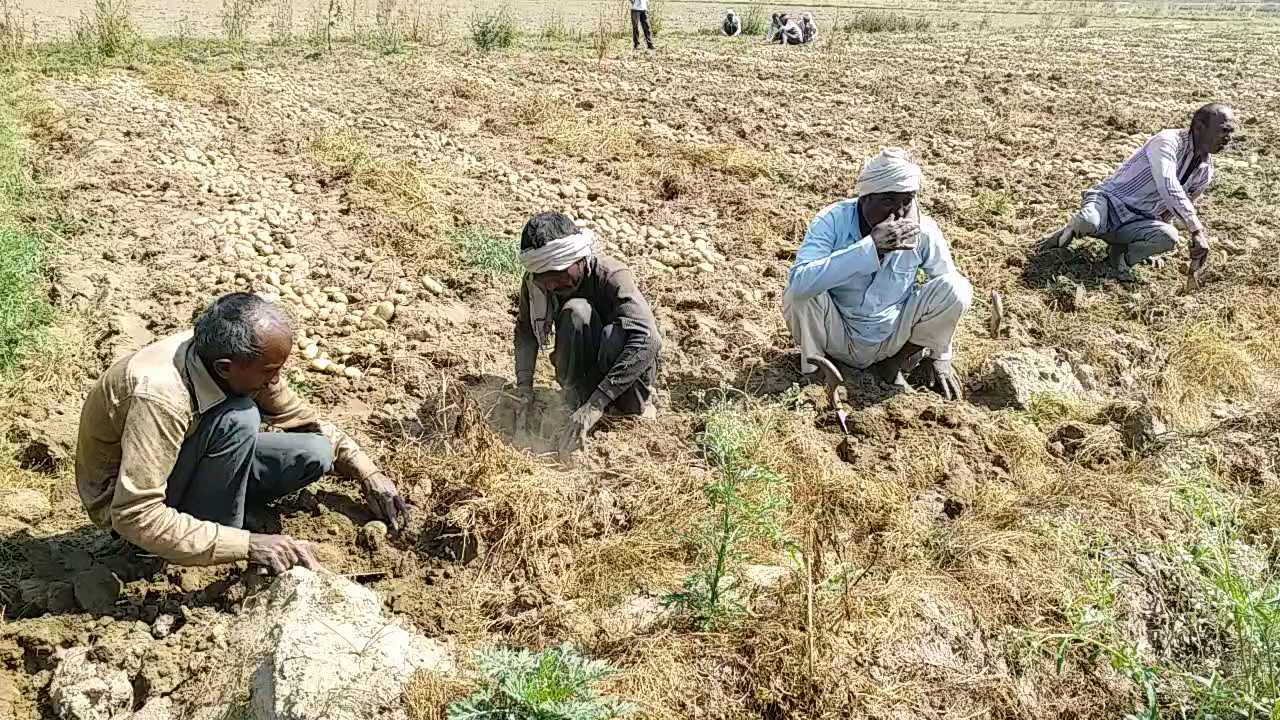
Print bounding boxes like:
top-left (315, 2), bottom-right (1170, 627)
top-left (513, 212), bottom-right (661, 460)
top-left (783, 148), bottom-right (972, 400)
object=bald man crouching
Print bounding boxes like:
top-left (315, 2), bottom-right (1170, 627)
top-left (75, 292), bottom-right (407, 574)
top-left (783, 148), bottom-right (972, 401)
top-left (1038, 103), bottom-right (1235, 287)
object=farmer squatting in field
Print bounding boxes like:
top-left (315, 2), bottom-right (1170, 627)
top-left (74, 293), bottom-right (408, 573)
top-left (722, 10), bottom-right (741, 37)
top-left (783, 148), bottom-right (973, 402)
top-left (512, 212), bottom-right (662, 463)
top-left (1037, 103), bottom-right (1235, 288)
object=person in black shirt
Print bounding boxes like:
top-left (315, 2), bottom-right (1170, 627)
top-left (513, 212), bottom-right (661, 460)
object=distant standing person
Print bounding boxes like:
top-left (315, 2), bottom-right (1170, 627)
top-left (722, 10), bottom-right (742, 36)
top-left (629, 0), bottom-right (655, 50)
top-left (1037, 103), bottom-right (1235, 287)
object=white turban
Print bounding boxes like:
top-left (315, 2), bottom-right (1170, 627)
top-left (520, 229), bottom-right (596, 348)
top-left (854, 147), bottom-right (923, 197)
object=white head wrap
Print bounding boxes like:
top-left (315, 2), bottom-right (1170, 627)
top-left (854, 147), bottom-right (923, 197)
top-left (520, 229), bottom-right (595, 348)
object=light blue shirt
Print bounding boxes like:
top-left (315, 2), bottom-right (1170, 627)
top-left (786, 198), bottom-right (957, 347)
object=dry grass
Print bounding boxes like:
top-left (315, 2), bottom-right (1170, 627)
top-left (403, 669), bottom-right (470, 720)
top-left (1157, 323), bottom-right (1255, 425)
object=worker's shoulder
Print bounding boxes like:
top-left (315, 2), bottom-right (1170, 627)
top-left (119, 331), bottom-right (195, 408)
top-left (812, 198), bottom-right (859, 224)
top-left (592, 253), bottom-right (638, 278)
top-left (917, 211), bottom-right (945, 238)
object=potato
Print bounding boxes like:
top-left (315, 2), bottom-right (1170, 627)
top-left (309, 357), bottom-right (332, 372)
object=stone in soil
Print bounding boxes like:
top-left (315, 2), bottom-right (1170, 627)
top-left (0, 488), bottom-right (52, 524)
top-left (241, 568), bottom-right (454, 720)
top-left (48, 646), bottom-right (133, 720)
top-left (977, 348), bottom-right (1086, 409)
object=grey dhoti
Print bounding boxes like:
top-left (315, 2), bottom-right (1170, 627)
top-left (783, 272), bottom-right (972, 374)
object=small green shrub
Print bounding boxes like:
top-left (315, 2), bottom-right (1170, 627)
top-left (452, 225), bottom-right (522, 279)
top-left (363, 0), bottom-right (404, 54)
top-left (0, 108), bottom-right (50, 373)
top-left (740, 4), bottom-right (768, 36)
top-left (1071, 14), bottom-right (1090, 28)
top-left (72, 0), bottom-right (136, 57)
top-left (448, 644), bottom-right (635, 720)
top-left (540, 12), bottom-right (579, 42)
top-left (664, 402), bottom-right (790, 629)
top-left (838, 10), bottom-right (932, 34)
top-left (222, 0), bottom-right (268, 43)
top-left (469, 5), bottom-right (517, 51)
top-left (0, 0), bottom-right (27, 61)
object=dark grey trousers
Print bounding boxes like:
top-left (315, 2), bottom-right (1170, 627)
top-left (551, 299), bottom-right (653, 416)
top-left (163, 395), bottom-right (334, 529)
top-left (631, 9), bottom-right (653, 49)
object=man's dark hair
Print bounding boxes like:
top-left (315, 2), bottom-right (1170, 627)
top-left (520, 211), bottom-right (578, 252)
top-left (193, 292), bottom-right (290, 363)
top-left (1192, 102), bottom-right (1231, 129)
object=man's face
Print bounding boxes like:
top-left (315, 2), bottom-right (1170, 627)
top-left (1196, 110), bottom-right (1235, 154)
top-left (860, 191), bottom-right (916, 228)
top-left (532, 258), bottom-right (586, 296)
top-left (214, 322), bottom-right (293, 396)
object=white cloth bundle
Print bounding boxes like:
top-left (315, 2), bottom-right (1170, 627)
top-left (854, 147), bottom-right (924, 196)
top-left (520, 230), bottom-right (595, 347)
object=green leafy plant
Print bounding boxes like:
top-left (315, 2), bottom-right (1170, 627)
top-left (72, 0), bottom-right (136, 57)
top-left (448, 643), bottom-right (635, 720)
top-left (664, 402), bottom-right (789, 629)
top-left (451, 225), bottom-right (522, 279)
top-left (468, 5), bottom-right (517, 52)
top-left (740, 4), bottom-right (767, 36)
top-left (837, 10), bottom-right (932, 34)
top-left (1036, 471), bottom-right (1280, 719)
top-left (222, 0), bottom-right (267, 43)
top-left (0, 93), bottom-right (51, 373)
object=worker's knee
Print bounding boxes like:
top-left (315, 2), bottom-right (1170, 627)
top-left (927, 273), bottom-right (973, 311)
top-left (558, 299), bottom-right (594, 330)
top-left (1148, 225), bottom-right (1179, 253)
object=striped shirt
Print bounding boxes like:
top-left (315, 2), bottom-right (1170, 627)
top-left (1091, 129), bottom-right (1212, 234)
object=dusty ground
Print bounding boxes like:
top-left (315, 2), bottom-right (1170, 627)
top-left (1, 14), bottom-right (1279, 720)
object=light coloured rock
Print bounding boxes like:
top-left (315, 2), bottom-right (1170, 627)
top-left (49, 647), bottom-right (133, 720)
top-left (308, 358), bottom-right (332, 373)
top-left (0, 488), bottom-right (51, 524)
top-left (343, 367), bottom-right (363, 381)
top-left (422, 276), bottom-right (444, 295)
top-left (980, 348), bottom-right (1085, 409)
top-left (741, 564), bottom-right (790, 590)
top-left (244, 569), bottom-right (454, 720)
top-left (372, 301), bottom-right (395, 323)
top-left (130, 697), bottom-right (176, 720)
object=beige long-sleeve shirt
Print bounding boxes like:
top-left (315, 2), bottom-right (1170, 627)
top-left (75, 330), bottom-right (380, 566)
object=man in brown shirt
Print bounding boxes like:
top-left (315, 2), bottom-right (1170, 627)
top-left (76, 292), bottom-right (406, 572)
top-left (512, 212), bottom-right (661, 460)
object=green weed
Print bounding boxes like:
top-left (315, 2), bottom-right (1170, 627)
top-left (664, 401), bottom-right (790, 629)
top-left (72, 0), bottom-right (136, 58)
top-left (1036, 462), bottom-right (1280, 718)
top-left (0, 87), bottom-right (50, 373)
top-left (448, 643), bottom-right (635, 720)
top-left (451, 226), bottom-right (521, 279)
top-left (740, 4), bottom-right (768, 36)
top-left (837, 10), bottom-right (932, 34)
top-left (222, 0), bottom-right (267, 43)
top-left (468, 5), bottom-right (517, 52)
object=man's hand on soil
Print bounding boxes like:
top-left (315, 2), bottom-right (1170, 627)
top-left (1187, 230), bottom-right (1211, 289)
top-left (362, 471), bottom-right (408, 532)
top-left (922, 358), bottom-right (963, 402)
top-left (1035, 222), bottom-right (1075, 253)
top-left (511, 383), bottom-right (535, 434)
top-left (558, 398), bottom-right (607, 463)
top-left (871, 214), bottom-right (920, 256)
top-left (248, 533), bottom-right (321, 574)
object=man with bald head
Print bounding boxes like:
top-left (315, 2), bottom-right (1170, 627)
top-left (784, 148), bottom-right (972, 401)
top-left (76, 292), bottom-right (406, 574)
top-left (1038, 103), bottom-right (1235, 286)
